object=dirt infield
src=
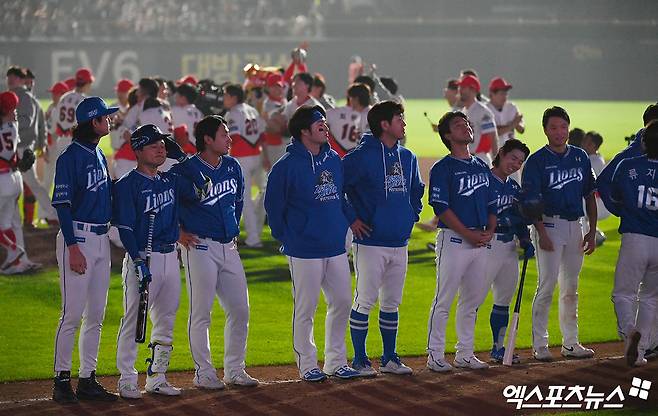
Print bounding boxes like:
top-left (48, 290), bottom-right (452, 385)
top-left (1, 342), bottom-right (656, 416)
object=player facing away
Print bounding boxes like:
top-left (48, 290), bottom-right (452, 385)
top-left (478, 139), bottom-right (534, 364)
top-left (172, 115), bottom-right (259, 389)
top-left (51, 97), bottom-right (118, 403)
top-left (343, 101), bottom-right (425, 376)
top-left (113, 124), bottom-right (195, 398)
top-left (522, 106), bottom-right (597, 362)
top-left (426, 111), bottom-right (497, 373)
top-left (604, 121), bottom-right (658, 367)
top-left (0, 92), bottom-right (26, 270)
top-left (265, 105), bottom-right (360, 382)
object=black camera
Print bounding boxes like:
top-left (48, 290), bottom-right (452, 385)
top-left (195, 79), bottom-right (228, 116)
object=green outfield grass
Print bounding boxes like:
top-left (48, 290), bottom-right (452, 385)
top-left (2, 99), bottom-right (648, 382)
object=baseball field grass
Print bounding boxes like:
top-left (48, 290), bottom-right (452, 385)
top-left (0, 98), bottom-right (650, 383)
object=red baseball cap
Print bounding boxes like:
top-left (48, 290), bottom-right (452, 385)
top-left (174, 124), bottom-right (188, 141)
top-left (115, 79), bottom-right (134, 93)
top-left (266, 73), bottom-right (285, 88)
top-left (457, 75), bottom-right (481, 92)
top-left (48, 82), bottom-right (69, 95)
top-left (0, 91), bottom-right (19, 114)
top-left (75, 67), bottom-right (95, 84)
top-left (489, 77), bottom-right (513, 92)
top-left (64, 77), bottom-right (76, 90)
top-left (177, 75), bottom-right (198, 86)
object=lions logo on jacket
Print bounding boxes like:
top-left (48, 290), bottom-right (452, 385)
top-left (315, 170), bottom-right (339, 201)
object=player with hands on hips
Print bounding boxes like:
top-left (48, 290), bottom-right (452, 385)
top-left (343, 101), bottom-right (425, 376)
top-left (113, 124), bottom-right (195, 399)
top-left (604, 121), bottom-right (658, 367)
top-left (521, 106), bottom-right (597, 362)
top-left (477, 139), bottom-right (533, 364)
top-left (171, 115), bottom-right (259, 389)
top-left (265, 105), bottom-right (360, 382)
top-left (50, 97), bottom-right (118, 404)
top-left (426, 111), bottom-right (497, 373)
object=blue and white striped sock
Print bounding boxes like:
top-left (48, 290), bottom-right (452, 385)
top-left (379, 310), bottom-right (399, 362)
top-left (350, 309), bottom-right (369, 363)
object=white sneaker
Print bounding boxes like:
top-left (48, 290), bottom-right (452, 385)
top-left (533, 346), bottom-right (554, 362)
top-left (0, 261), bottom-right (32, 275)
top-left (427, 356), bottom-right (453, 373)
top-left (454, 355), bottom-right (489, 370)
top-left (118, 381), bottom-right (142, 399)
top-left (145, 374), bottom-right (181, 396)
top-left (23, 259), bottom-right (42, 272)
top-left (561, 343), bottom-right (594, 359)
top-left (223, 370), bottom-right (259, 387)
top-left (380, 355), bottom-right (413, 375)
top-left (193, 373), bottom-right (225, 390)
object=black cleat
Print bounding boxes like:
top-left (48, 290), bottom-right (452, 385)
top-left (76, 371), bottom-right (118, 402)
top-left (53, 371), bottom-right (78, 404)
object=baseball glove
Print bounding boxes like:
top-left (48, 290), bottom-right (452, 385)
top-left (518, 198), bottom-right (545, 222)
top-left (17, 148), bottom-right (36, 172)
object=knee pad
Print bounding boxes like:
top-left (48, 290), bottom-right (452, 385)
top-left (146, 342), bottom-right (173, 375)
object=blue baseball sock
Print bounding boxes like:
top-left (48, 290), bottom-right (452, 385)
top-left (350, 309), bottom-right (369, 363)
top-left (490, 304), bottom-right (510, 350)
top-left (379, 310), bottom-right (399, 362)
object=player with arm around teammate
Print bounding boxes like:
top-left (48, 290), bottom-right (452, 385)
top-left (426, 111), bottom-right (497, 372)
top-left (51, 97), bottom-right (118, 404)
top-left (113, 124), bottom-right (197, 399)
top-left (606, 121), bottom-right (658, 367)
top-left (522, 106), bottom-right (597, 362)
top-left (478, 139), bottom-right (534, 364)
top-left (171, 115), bottom-right (259, 389)
top-left (265, 105), bottom-right (360, 382)
top-left (343, 101), bottom-right (425, 376)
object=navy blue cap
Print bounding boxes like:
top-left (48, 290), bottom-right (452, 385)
top-left (75, 96), bottom-right (118, 124)
top-left (130, 124), bottom-right (170, 150)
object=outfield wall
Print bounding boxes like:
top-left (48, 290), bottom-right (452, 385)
top-left (1, 37), bottom-right (656, 101)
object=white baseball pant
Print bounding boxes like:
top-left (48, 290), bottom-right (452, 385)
top-left (117, 251), bottom-right (180, 384)
top-left (481, 236), bottom-right (519, 307)
top-left (352, 244), bottom-right (408, 314)
top-left (288, 253), bottom-right (352, 376)
top-left (18, 157), bottom-right (57, 221)
top-left (182, 239), bottom-right (250, 380)
top-left (612, 233), bottom-right (658, 353)
top-left (0, 171), bottom-right (22, 229)
top-left (531, 216), bottom-right (584, 349)
top-left (41, 142), bottom-right (58, 197)
top-left (237, 155), bottom-right (265, 247)
top-left (427, 229), bottom-right (489, 360)
top-left (53, 227), bottom-right (111, 377)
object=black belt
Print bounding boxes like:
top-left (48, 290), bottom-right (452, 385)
top-left (75, 222), bottom-right (109, 234)
top-left (152, 244), bottom-right (176, 253)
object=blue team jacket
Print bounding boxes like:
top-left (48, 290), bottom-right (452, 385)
top-left (342, 133), bottom-right (424, 247)
top-left (264, 139), bottom-right (350, 259)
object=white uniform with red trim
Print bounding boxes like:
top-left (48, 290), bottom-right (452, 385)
top-left (42, 102), bottom-right (58, 193)
top-left (53, 90), bottom-right (85, 158)
top-left (261, 96), bottom-right (287, 166)
top-left (109, 103), bottom-right (135, 180)
top-left (463, 101), bottom-right (497, 166)
top-left (227, 102), bottom-right (265, 247)
top-left (486, 101), bottom-right (520, 145)
top-left (0, 121), bottom-right (24, 262)
top-left (282, 96), bottom-right (323, 124)
top-left (171, 104), bottom-right (203, 139)
top-left (357, 106), bottom-right (371, 137)
top-left (326, 105), bottom-right (360, 158)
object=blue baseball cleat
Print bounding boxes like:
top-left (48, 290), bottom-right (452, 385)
top-left (302, 368), bottom-right (327, 382)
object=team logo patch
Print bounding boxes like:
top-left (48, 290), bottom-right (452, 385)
top-left (385, 161), bottom-right (406, 193)
top-left (543, 222), bottom-right (555, 228)
top-left (194, 244), bottom-right (209, 251)
top-left (314, 170), bottom-right (339, 202)
top-left (450, 237), bottom-right (463, 244)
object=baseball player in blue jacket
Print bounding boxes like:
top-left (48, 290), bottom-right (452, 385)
top-left (426, 111), bottom-right (497, 372)
top-left (479, 139), bottom-right (534, 364)
top-left (171, 115), bottom-right (259, 389)
top-left (342, 101), bottom-right (424, 376)
top-left (113, 124), bottom-right (198, 398)
top-left (265, 105), bottom-right (360, 382)
top-left (51, 97), bottom-right (118, 403)
top-left (607, 121), bottom-right (658, 367)
top-left (522, 106), bottom-right (597, 362)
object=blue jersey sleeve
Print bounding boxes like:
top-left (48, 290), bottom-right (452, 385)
top-left (521, 154), bottom-right (543, 203)
top-left (487, 182), bottom-right (498, 215)
top-left (112, 178), bottom-right (140, 260)
top-left (264, 162), bottom-right (288, 243)
top-left (410, 155), bottom-right (425, 221)
top-left (341, 151), bottom-right (361, 224)
top-left (582, 157), bottom-right (596, 197)
top-left (235, 162), bottom-right (245, 224)
top-left (52, 151), bottom-right (75, 207)
top-left (428, 162), bottom-right (450, 216)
